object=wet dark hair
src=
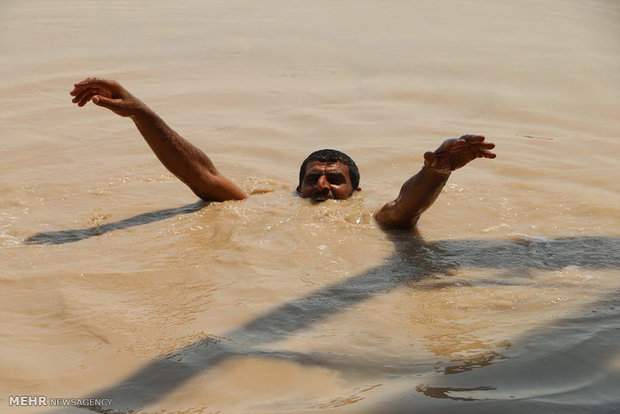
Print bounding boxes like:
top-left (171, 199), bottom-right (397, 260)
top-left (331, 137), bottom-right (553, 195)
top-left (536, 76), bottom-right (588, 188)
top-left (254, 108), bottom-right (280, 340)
top-left (298, 149), bottom-right (360, 189)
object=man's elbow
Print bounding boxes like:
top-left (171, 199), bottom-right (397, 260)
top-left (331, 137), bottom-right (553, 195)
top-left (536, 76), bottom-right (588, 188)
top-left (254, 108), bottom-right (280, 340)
top-left (193, 186), bottom-right (247, 202)
top-left (198, 192), bottom-right (247, 202)
top-left (374, 205), bottom-right (419, 229)
top-left (375, 215), bottom-right (418, 229)
top-left (191, 174), bottom-right (247, 202)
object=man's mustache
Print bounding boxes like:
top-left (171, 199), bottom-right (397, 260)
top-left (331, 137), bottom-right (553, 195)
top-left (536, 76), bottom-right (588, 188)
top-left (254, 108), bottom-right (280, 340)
top-left (310, 188), bottom-right (334, 201)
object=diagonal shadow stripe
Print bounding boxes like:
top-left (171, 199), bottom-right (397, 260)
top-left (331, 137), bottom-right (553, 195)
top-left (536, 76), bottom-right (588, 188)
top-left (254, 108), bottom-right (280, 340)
top-left (428, 235), bottom-right (620, 271)
top-left (24, 201), bottom-right (207, 245)
top-left (67, 233), bottom-right (619, 413)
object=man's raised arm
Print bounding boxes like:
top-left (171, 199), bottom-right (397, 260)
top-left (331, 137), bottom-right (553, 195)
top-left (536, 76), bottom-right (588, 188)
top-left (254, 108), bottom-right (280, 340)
top-left (375, 135), bottom-right (495, 228)
top-left (70, 78), bottom-right (247, 202)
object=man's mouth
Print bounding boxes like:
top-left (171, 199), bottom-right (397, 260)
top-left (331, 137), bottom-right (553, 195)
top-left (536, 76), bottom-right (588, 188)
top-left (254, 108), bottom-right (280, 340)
top-left (311, 191), bottom-right (334, 202)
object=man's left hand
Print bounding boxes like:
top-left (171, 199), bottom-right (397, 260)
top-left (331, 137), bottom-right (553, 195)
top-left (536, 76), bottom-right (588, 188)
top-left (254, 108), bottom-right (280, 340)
top-left (424, 134), bottom-right (496, 173)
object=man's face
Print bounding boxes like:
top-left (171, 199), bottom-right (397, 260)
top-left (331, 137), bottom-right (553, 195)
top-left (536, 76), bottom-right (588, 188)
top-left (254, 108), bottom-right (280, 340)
top-left (297, 161), bottom-right (356, 202)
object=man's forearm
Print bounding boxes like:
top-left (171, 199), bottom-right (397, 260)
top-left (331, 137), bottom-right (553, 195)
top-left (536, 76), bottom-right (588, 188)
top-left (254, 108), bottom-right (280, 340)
top-left (132, 107), bottom-right (216, 184)
top-left (131, 107), bottom-right (246, 201)
top-left (70, 77), bottom-right (247, 202)
top-left (375, 167), bottom-right (450, 228)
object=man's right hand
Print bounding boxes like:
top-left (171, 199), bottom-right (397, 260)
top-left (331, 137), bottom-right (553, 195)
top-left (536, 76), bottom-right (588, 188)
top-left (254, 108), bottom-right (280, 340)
top-left (70, 78), bottom-right (145, 118)
top-left (70, 76), bottom-right (247, 201)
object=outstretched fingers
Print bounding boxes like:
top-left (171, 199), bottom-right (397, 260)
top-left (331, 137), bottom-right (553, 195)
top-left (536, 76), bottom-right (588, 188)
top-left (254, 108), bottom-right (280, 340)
top-left (459, 134), bottom-right (485, 144)
top-left (476, 141), bottom-right (495, 149)
top-left (91, 95), bottom-right (122, 110)
top-left (444, 139), bottom-right (495, 155)
top-left (435, 135), bottom-right (484, 154)
top-left (473, 145), bottom-right (496, 159)
top-left (73, 77), bottom-right (119, 90)
top-left (70, 78), bottom-right (121, 100)
top-left (71, 87), bottom-right (111, 107)
top-left (77, 93), bottom-right (96, 107)
top-left (462, 135), bottom-right (496, 158)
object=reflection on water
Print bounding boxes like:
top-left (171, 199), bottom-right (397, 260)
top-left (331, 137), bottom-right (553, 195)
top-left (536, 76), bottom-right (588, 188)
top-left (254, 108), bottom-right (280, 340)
top-left (416, 384), bottom-right (497, 401)
top-left (441, 351), bottom-right (505, 375)
top-left (386, 296), bottom-right (620, 413)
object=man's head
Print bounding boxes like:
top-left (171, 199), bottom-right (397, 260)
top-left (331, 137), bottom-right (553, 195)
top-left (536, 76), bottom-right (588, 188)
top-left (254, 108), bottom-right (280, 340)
top-left (296, 149), bottom-right (361, 202)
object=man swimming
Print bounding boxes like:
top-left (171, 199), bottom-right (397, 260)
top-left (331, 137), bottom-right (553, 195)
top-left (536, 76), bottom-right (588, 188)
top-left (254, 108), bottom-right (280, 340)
top-left (70, 78), bottom-right (496, 228)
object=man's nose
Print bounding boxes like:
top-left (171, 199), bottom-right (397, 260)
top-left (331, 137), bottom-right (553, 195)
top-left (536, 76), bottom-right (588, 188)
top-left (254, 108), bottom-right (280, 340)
top-left (316, 175), bottom-right (330, 189)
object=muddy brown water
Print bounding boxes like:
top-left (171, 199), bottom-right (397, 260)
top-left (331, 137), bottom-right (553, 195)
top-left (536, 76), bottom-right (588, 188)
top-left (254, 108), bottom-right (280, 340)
top-left (1, 1), bottom-right (619, 413)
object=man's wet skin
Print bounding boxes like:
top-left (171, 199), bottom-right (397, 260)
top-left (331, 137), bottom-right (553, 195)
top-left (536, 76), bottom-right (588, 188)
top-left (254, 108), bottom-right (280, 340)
top-left (296, 161), bottom-right (359, 202)
top-left (70, 77), bottom-right (496, 228)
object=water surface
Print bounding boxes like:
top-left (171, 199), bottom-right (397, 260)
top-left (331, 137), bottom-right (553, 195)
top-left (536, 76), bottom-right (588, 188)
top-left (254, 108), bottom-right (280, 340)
top-left (1, 1), bottom-right (619, 413)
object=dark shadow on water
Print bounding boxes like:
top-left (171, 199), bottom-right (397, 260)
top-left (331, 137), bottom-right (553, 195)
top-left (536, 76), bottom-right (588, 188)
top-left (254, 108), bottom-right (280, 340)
top-left (65, 232), bottom-right (619, 413)
top-left (24, 201), bottom-right (207, 245)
